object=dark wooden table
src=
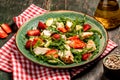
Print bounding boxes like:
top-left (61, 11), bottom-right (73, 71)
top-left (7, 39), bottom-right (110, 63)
top-left (0, 0), bottom-right (120, 80)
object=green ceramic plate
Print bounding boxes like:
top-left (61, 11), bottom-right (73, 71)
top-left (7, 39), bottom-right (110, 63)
top-left (16, 11), bottom-right (108, 68)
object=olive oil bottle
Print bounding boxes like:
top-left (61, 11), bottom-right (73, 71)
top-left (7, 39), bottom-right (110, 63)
top-left (94, 0), bottom-right (120, 29)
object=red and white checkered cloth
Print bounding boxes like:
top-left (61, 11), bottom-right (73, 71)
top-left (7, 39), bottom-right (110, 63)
top-left (0, 4), bottom-right (118, 80)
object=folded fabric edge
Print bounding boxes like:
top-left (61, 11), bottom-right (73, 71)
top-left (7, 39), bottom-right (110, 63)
top-left (0, 36), bottom-right (16, 72)
top-left (13, 4), bottom-right (46, 28)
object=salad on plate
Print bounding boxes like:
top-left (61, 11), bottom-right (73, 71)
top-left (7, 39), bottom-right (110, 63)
top-left (25, 16), bottom-right (102, 65)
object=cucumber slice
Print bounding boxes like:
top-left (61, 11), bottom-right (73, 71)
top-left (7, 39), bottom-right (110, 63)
top-left (47, 60), bottom-right (58, 65)
top-left (46, 18), bottom-right (54, 26)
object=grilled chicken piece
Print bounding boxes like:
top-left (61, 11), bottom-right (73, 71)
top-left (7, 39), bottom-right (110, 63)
top-left (41, 30), bottom-right (51, 37)
top-left (81, 32), bottom-right (93, 39)
top-left (59, 50), bottom-right (74, 64)
top-left (66, 21), bottom-right (73, 28)
top-left (58, 45), bottom-right (74, 64)
top-left (56, 22), bottom-right (64, 28)
top-left (56, 22), bottom-right (67, 33)
top-left (61, 35), bottom-right (67, 40)
top-left (86, 40), bottom-right (96, 52)
top-left (65, 21), bottom-right (73, 31)
top-left (33, 47), bottom-right (50, 55)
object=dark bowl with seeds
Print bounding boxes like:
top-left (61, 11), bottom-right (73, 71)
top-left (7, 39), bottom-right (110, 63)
top-left (103, 54), bottom-right (120, 79)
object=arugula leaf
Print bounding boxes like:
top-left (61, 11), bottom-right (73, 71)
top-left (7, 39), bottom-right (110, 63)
top-left (48, 38), bottom-right (66, 51)
top-left (89, 29), bottom-right (102, 39)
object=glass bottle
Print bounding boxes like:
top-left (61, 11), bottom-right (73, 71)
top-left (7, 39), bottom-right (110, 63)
top-left (94, 0), bottom-right (120, 29)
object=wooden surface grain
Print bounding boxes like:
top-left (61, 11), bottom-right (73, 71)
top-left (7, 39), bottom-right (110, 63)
top-left (0, 0), bottom-right (120, 80)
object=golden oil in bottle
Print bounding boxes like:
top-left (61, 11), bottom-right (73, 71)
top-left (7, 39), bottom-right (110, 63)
top-left (94, 0), bottom-right (120, 29)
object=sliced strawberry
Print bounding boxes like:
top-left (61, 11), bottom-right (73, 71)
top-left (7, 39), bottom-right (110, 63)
top-left (25, 37), bottom-right (43, 49)
top-left (25, 40), bottom-right (33, 49)
top-left (32, 38), bottom-right (38, 47)
top-left (52, 34), bottom-right (61, 40)
top-left (27, 29), bottom-right (40, 36)
top-left (68, 36), bottom-right (79, 40)
top-left (45, 49), bottom-right (58, 58)
top-left (65, 25), bottom-right (70, 31)
top-left (1, 23), bottom-right (12, 33)
top-left (58, 27), bottom-right (67, 33)
top-left (0, 27), bottom-right (8, 38)
top-left (69, 38), bottom-right (86, 49)
top-left (68, 36), bottom-right (86, 49)
top-left (32, 37), bottom-right (43, 46)
top-left (83, 24), bottom-right (91, 31)
top-left (38, 21), bottom-right (47, 30)
top-left (82, 53), bottom-right (92, 60)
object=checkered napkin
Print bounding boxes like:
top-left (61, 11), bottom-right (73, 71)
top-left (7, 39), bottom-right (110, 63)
top-left (0, 4), bottom-right (118, 80)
